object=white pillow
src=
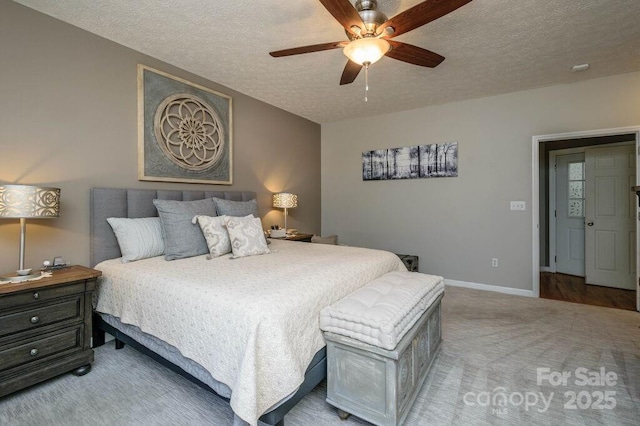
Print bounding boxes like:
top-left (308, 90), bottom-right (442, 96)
top-left (107, 217), bottom-right (165, 263)
top-left (192, 215), bottom-right (232, 258)
top-left (226, 216), bottom-right (270, 258)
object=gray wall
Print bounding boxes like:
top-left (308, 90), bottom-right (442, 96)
top-left (322, 71), bottom-right (640, 292)
top-left (0, 1), bottom-right (320, 273)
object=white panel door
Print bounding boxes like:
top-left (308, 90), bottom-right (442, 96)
top-left (556, 154), bottom-right (586, 276)
top-left (585, 145), bottom-right (636, 289)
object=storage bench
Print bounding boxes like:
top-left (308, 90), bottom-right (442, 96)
top-left (320, 271), bottom-right (444, 426)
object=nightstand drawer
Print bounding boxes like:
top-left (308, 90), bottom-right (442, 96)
top-left (0, 282), bottom-right (85, 311)
top-left (0, 297), bottom-right (83, 337)
top-left (0, 326), bottom-right (82, 372)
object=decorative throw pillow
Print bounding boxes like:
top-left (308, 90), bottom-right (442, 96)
top-left (192, 215), bottom-right (232, 258)
top-left (212, 197), bottom-right (259, 217)
top-left (153, 198), bottom-right (217, 260)
top-left (106, 217), bottom-right (164, 263)
top-left (226, 216), bottom-right (270, 258)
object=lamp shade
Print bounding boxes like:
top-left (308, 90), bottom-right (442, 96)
top-left (0, 185), bottom-right (60, 219)
top-left (273, 192), bottom-right (298, 209)
top-left (343, 38), bottom-right (390, 65)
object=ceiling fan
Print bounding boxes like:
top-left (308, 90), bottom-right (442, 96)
top-left (269, 0), bottom-right (473, 99)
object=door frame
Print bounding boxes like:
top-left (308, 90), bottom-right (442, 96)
top-left (548, 142), bottom-right (635, 274)
top-left (532, 126), bottom-right (640, 312)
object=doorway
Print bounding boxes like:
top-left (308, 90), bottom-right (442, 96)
top-left (550, 143), bottom-right (636, 288)
top-left (532, 128), bottom-right (640, 312)
top-left (546, 144), bottom-right (636, 310)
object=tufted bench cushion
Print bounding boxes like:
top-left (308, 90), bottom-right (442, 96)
top-left (319, 271), bottom-right (444, 350)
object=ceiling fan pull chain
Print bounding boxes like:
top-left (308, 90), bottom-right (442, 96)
top-left (364, 62), bottom-right (370, 102)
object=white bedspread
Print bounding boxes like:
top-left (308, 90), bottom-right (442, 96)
top-left (95, 240), bottom-right (405, 425)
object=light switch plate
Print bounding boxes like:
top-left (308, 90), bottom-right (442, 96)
top-left (510, 201), bottom-right (526, 211)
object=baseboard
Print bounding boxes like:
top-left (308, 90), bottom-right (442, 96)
top-left (445, 279), bottom-right (535, 298)
top-left (539, 266), bottom-right (552, 272)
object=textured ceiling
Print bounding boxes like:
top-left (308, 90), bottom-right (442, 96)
top-left (13, 0), bottom-right (640, 123)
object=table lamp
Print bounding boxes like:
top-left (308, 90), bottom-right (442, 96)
top-left (272, 192), bottom-right (297, 233)
top-left (0, 184), bottom-right (60, 282)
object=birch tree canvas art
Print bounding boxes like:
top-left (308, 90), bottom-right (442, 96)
top-left (362, 142), bottom-right (458, 181)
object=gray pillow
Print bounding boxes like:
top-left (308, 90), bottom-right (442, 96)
top-left (213, 197), bottom-right (258, 217)
top-left (153, 198), bottom-right (217, 260)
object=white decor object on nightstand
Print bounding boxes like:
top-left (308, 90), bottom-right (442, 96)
top-left (270, 229), bottom-right (287, 238)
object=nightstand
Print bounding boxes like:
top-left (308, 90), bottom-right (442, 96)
top-left (285, 234), bottom-right (313, 243)
top-left (283, 233), bottom-right (314, 242)
top-left (269, 233), bottom-right (314, 242)
top-left (0, 265), bottom-right (101, 397)
top-left (396, 254), bottom-right (419, 272)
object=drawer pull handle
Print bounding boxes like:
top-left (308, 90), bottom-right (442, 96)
top-left (30, 348), bottom-right (39, 356)
top-left (30, 316), bottom-right (40, 324)
top-left (33, 292), bottom-right (39, 299)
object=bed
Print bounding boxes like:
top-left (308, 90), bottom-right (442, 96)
top-left (90, 188), bottom-right (405, 426)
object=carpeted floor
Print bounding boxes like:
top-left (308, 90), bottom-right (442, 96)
top-left (1, 286), bottom-right (639, 425)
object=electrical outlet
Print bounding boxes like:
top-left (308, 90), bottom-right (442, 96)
top-left (492, 258), bottom-right (498, 267)
top-left (510, 201), bottom-right (526, 211)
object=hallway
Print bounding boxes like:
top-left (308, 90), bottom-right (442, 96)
top-left (540, 272), bottom-right (636, 311)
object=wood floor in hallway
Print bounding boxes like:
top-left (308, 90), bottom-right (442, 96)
top-left (540, 272), bottom-right (636, 311)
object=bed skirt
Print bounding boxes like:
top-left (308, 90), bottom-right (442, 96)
top-left (95, 312), bottom-right (327, 425)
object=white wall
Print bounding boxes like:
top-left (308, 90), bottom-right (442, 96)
top-left (322, 71), bottom-right (640, 292)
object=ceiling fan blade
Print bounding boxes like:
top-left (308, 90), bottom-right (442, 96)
top-left (319, 0), bottom-right (365, 36)
top-left (378, 0), bottom-right (473, 38)
top-left (340, 60), bottom-right (363, 85)
top-left (269, 41), bottom-right (346, 57)
top-left (386, 41), bottom-right (445, 68)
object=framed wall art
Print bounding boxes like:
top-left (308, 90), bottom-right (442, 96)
top-left (138, 65), bottom-right (233, 184)
top-left (362, 142), bottom-right (458, 181)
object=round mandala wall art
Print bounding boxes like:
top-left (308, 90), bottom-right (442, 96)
top-left (138, 64), bottom-right (232, 185)
top-left (153, 94), bottom-right (225, 171)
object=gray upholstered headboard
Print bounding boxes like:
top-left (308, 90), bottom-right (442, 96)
top-left (90, 188), bottom-right (257, 267)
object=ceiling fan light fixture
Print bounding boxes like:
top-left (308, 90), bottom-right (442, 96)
top-left (343, 37), bottom-right (390, 65)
